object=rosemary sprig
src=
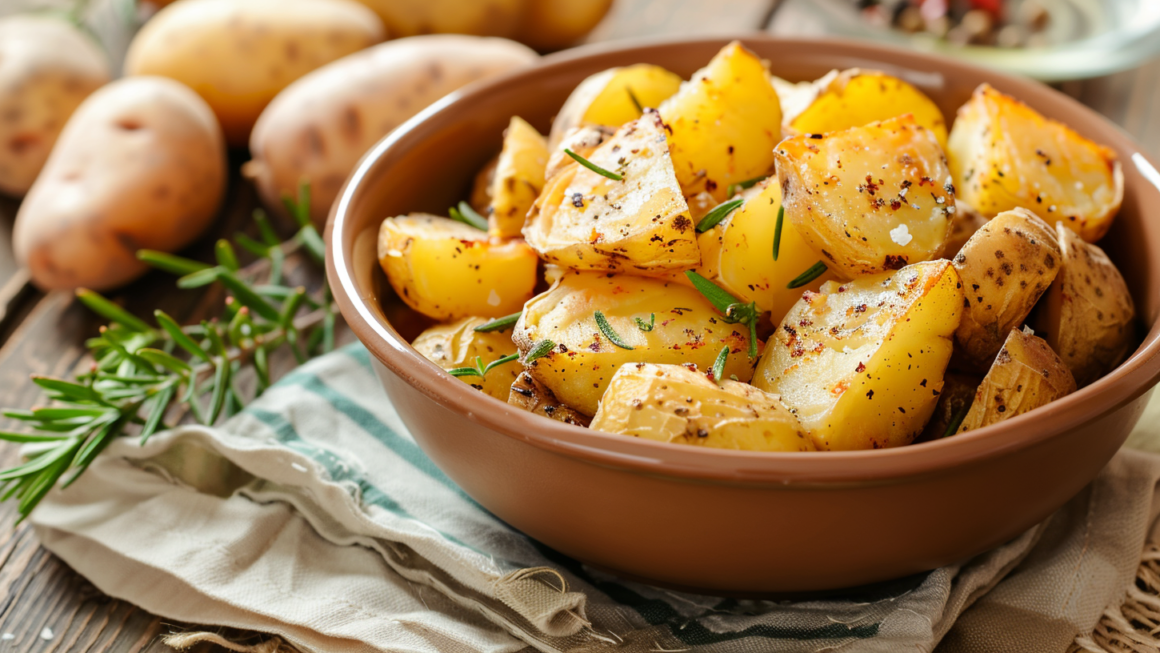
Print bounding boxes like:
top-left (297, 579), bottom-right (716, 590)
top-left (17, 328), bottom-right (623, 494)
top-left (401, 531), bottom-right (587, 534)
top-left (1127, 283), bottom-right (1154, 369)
top-left (594, 311), bottom-right (634, 350)
top-left (710, 346), bottom-right (729, 384)
top-left (772, 205), bottom-right (784, 261)
top-left (787, 261), bottom-right (828, 289)
top-left (564, 149), bottom-right (623, 181)
top-left (943, 404), bottom-right (971, 438)
top-left (523, 339), bottom-right (556, 365)
top-left (474, 311), bottom-right (521, 333)
top-left (634, 313), bottom-right (655, 332)
top-left (695, 198), bottom-right (744, 233)
top-left (684, 271), bottom-right (760, 360)
top-left (626, 86), bottom-right (644, 114)
top-left (0, 182), bottom-right (337, 522)
top-left (448, 353), bottom-right (520, 379)
top-left (726, 175), bottom-right (767, 198)
top-left (449, 201), bottom-right (488, 231)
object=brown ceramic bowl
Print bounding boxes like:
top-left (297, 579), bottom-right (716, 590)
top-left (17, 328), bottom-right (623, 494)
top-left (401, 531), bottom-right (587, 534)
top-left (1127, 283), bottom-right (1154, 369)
top-left (327, 36), bottom-right (1160, 595)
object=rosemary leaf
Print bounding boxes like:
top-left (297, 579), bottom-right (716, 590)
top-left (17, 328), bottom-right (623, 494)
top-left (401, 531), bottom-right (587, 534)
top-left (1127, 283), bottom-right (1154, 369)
top-left (137, 250), bottom-right (211, 276)
top-left (635, 313), bottom-right (655, 332)
top-left (154, 311), bottom-right (212, 363)
top-left (943, 405), bottom-right (971, 438)
top-left (483, 353), bottom-right (520, 374)
top-left (594, 311), bottom-right (634, 350)
top-left (711, 346), bottom-right (729, 384)
top-left (254, 209), bottom-right (280, 247)
top-left (772, 205), bottom-right (784, 261)
top-left (626, 86), bottom-right (644, 114)
top-left (684, 271), bottom-right (738, 314)
top-left (787, 261), bottom-right (828, 289)
top-left (217, 271), bottom-right (281, 321)
top-left (234, 233), bottom-right (269, 258)
top-left (449, 205), bottom-right (488, 231)
top-left (177, 266), bottom-right (222, 289)
top-left (695, 198), bottom-right (744, 233)
top-left (564, 148), bottom-right (623, 181)
top-left (726, 175), bottom-right (767, 198)
top-left (474, 311), bottom-right (521, 333)
top-left (524, 339), bottom-right (556, 365)
top-left (140, 385), bottom-right (174, 444)
top-left (215, 239), bottom-right (240, 271)
top-left (298, 225), bottom-right (326, 265)
top-left (75, 289), bottom-right (152, 333)
top-left (31, 377), bottom-right (103, 404)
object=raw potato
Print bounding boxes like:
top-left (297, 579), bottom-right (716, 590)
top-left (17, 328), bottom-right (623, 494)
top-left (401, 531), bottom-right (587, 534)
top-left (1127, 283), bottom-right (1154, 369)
top-left (490, 116), bottom-right (549, 238)
top-left (125, 0), bottom-right (385, 146)
top-left (513, 272), bottom-right (757, 416)
top-left (659, 41), bottom-right (782, 201)
top-left (753, 261), bottom-right (964, 451)
top-left (549, 64), bottom-right (682, 148)
top-left (347, 0), bottom-right (523, 38)
top-left (14, 77), bottom-right (226, 291)
top-left (952, 208), bottom-right (1061, 366)
top-left (523, 111), bottom-right (699, 275)
top-left (918, 372), bottom-right (982, 441)
top-left (508, 370), bottom-right (591, 427)
top-left (412, 317), bottom-right (521, 401)
top-left (378, 214), bottom-right (538, 321)
top-left (0, 17), bottom-right (111, 197)
top-left (775, 115), bottom-right (955, 279)
top-left (947, 84), bottom-right (1123, 242)
top-left (957, 328), bottom-right (1076, 433)
top-left (789, 69), bottom-right (948, 147)
top-left (1033, 223), bottom-right (1136, 386)
top-left (513, 0), bottom-right (615, 51)
top-left (247, 36), bottom-right (538, 225)
top-left (591, 363), bottom-right (815, 452)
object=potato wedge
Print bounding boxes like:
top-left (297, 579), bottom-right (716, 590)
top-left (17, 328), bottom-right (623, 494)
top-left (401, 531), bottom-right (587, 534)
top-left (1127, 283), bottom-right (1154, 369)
top-left (412, 317), bottom-right (521, 401)
top-left (753, 260), bottom-right (964, 450)
top-left (512, 272), bottom-right (757, 416)
top-left (549, 64), bottom-right (683, 149)
top-left (523, 111), bottom-right (699, 275)
top-left (775, 115), bottom-right (955, 279)
top-left (508, 370), bottom-right (591, 427)
top-left (489, 116), bottom-right (549, 238)
top-left (378, 214), bottom-right (538, 321)
top-left (952, 208), bottom-right (1061, 366)
top-left (789, 69), bottom-right (948, 148)
top-left (957, 328), bottom-right (1076, 433)
top-left (918, 372), bottom-right (982, 441)
top-left (659, 41), bottom-right (782, 201)
top-left (947, 84), bottom-right (1122, 242)
top-left (591, 363), bottom-right (815, 452)
top-left (1032, 222), bottom-right (1135, 386)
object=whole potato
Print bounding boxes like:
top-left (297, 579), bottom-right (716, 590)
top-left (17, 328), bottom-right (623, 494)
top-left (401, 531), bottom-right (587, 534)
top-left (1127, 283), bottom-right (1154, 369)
top-left (246, 35), bottom-right (537, 225)
top-left (14, 77), bottom-right (226, 291)
top-left (125, 0), bottom-right (385, 146)
top-left (346, 0), bottom-right (524, 38)
top-left (514, 0), bottom-right (614, 51)
top-left (0, 16), bottom-right (111, 197)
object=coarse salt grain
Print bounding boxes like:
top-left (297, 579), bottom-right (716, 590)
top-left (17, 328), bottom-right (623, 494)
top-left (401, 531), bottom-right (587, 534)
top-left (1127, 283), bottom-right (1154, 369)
top-left (890, 223), bottom-right (913, 246)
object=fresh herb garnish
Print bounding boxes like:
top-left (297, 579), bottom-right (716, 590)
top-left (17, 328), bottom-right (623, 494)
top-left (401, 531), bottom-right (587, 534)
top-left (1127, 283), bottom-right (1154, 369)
top-left (695, 198), bottom-right (744, 233)
top-left (449, 201), bottom-right (488, 231)
top-left (594, 311), bottom-right (634, 350)
top-left (447, 353), bottom-right (520, 379)
top-left (474, 311), bottom-right (521, 333)
top-left (564, 148), bottom-right (623, 181)
top-left (787, 261), bottom-right (828, 289)
top-left (943, 404), bottom-right (971, 438)
top-left (711, 346), bottom-right (729, 384)
top-left (772, 205), bottom-right (784, 261)
top-left (634, 313), bottom-right (655, 332)
top-left (726, 175), bottom-right (767, 198)
top-left (684, 271), bottom-right (759, 359)
top-left (626, 86), bottom-right (644, 114)
top-left (524, 339), bottom-right (556, 365)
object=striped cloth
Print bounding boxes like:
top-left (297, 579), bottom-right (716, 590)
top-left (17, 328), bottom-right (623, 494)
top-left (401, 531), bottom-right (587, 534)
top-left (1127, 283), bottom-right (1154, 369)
top-left (28, 344), bottom-right (1160, 653)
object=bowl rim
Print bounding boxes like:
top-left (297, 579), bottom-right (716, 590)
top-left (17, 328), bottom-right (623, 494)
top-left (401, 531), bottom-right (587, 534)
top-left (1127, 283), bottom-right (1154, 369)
top-left (326, 34), bottom-right (1160, 485)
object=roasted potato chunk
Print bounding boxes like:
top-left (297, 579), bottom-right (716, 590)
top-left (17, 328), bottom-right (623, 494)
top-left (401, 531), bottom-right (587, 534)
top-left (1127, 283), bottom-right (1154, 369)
top-left (789, 69), bottom-right (948, 148)
top-left (753, 261), bottom-right (964, 450)
top-left (952, 208), bottom-right (1061, 366)
top-left (918, 372), bottom-right (982, 441)
top-left (489, 116), bottom-right (549, 238)
top-left (523, 111), bottom-right (699, 275)
top-left (591, 363), bottom-right (815, 452)
top-left (412, 317), bottom-right (521, 401)
top-left (1032, 223), bottom-right (1135, 386)
top-left (941, 201), bottom-right (988, 260)
top-left (775, 115), bottom-right (955, 279)
top-left (544, 124), bottom-right (613, 180)
top-left (378, 214), bottom-right (538, 321)
top-left (957, 328), bottom-right (1076, 433)
top-left (659, 41), bottom-right (782, 201)
top-left (947, 84), bottom-right (1123, 243)
top-left (508, 370), bottom-right (591, 427)
top-left (549, 63), bottom-right (682, 149)
top-left (512, 272), bottom-right (757, 416)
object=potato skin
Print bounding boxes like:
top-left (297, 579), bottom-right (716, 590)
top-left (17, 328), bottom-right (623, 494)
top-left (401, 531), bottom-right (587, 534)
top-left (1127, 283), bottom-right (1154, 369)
top-left (957, 328), bottom-right (1076, 433)
top-left (514, 0), bottom-right (614, 51)
top-left (412, 317), bottom-right (521, 401)
top-left (591, 363), bottom-right (815, 452)
top-left (952, 208), bottom-right (1061, 366)
top-left (14, 77), bottom-right (225, 291)
top-left (659, 41), bottom-right (782, 201)
top-left (346, 0), bottom-right (524, 38)
top-left (247, 36), bottom-right (537, 225)
top-left (947, 84), bottom-right (1122, 243)
top-left (753, 260), bottom-right (964, 450)
top-left (126, 0), bottom-right (385, 146)
top-left (918, 372), bottom-right (982, 441)
top-left (776, 115), bottom-right (955, 280)
top-left (489, 116), bottom-right (549, 238)
top-left (0, 17), bottom-right (111, 197)
top-left (377, 214), bottom-right (538, 321)
top-left (549, 64), bottom-right (682, 149)
top-left (508, 370), bottom-right (591, 427)
top-left (1032, 223), bottom-right (1135, 386)
top-left (512, 272), bottom-right (757, 416)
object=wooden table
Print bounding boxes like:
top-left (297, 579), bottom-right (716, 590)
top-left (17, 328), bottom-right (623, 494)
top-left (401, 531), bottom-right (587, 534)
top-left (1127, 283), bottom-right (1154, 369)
top-left (0, 1), bottom-right (1156, 650)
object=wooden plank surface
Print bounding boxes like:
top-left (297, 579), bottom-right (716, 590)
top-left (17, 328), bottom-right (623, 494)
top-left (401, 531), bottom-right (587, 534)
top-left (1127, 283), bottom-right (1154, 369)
top-left (0, 0), bottom-right (1157, 651)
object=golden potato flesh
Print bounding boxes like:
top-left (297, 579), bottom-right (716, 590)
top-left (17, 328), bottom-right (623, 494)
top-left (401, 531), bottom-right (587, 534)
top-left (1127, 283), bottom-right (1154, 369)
top-left (957, 328), bottom-right (1076, 433)
top-left (544, 124), bottom-right (614, 180)
top-left (508, 370), bottom-right (591, 427)
top-left (918, 372), bottom-right (982, 441)
top-left (512, 272), bottom-right (757, 416)
top-left (947, 84), bottom-right (1123, 243)
top-left (775, 115), bottom-right (955, 279)
top-left (1033, 223), bottom-right (1135, 387)
top-left (378, 214), bottom-right (538, 321)
top-left (659, 41), bottom-right (782, 201)
top-left (789, 69), bottom-right (948, 148)
top-left (523, 111), bottom-right (699, 276)
top-left (753, 260), bottom-right (964, 450)
top-left (489, 116), bottom-right (549, 238)
top-left (549, 64), bottom-right (682, 149)
top-left (591, 363), bottom-right (815, 452)
top-left (952, 208), bottom-right (1061, 366)
top-left (412, 317), bottom-right (521, 401)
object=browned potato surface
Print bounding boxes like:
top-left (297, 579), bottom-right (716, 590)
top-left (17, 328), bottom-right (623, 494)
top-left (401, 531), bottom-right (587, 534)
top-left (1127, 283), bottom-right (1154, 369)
top-left (918, 372), bottom-right (982, 441)
top-left (508, 370), bottom-right (591, 427)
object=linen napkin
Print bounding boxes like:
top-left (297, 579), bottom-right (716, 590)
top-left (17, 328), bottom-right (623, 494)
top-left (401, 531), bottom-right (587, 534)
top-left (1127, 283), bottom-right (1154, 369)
top-left (28, 344), bottom-right (1160, 653)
